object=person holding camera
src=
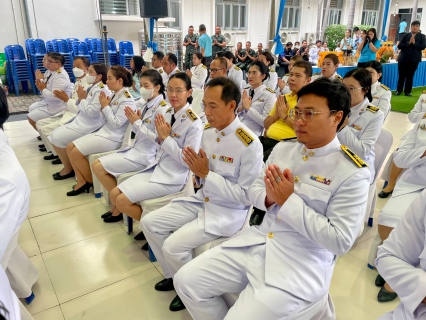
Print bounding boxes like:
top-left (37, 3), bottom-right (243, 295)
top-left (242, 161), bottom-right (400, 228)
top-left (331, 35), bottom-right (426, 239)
top-left (357, 28), bottom-right (381, 68)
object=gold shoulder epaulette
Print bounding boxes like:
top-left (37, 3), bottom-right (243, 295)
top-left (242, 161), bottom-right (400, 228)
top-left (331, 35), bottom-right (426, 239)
top-left (202, 65), bottom-right (207, 69)
top-left (367, 105), bottom-right (379, 113)
top-left (266, 87), bottom-right (275, 94)
top-left (204, 123), bottom-right (211, 130)
top-left (186, 109), bottom-right (198, 121)
top-left (234, 65), bottom-right (241, 71)
top-left (284, 73), bottom-right (290, 76)
top-left (57, 69), bottom-right (61, 74)
top-left (380, 84), bottom-right (390, 91)
top-left (341, 145), bottom-right (368, 168)
top-left (166, 107), bottom-right (173, 113)
top-left (124, 90), bottom-right (131, 98)
top-left (423, 113), bottom-right (426, 119)
top-left (422, 90), bottom-right (426, 94)
top-left (160, 100), bottom-right (167, 107)
top-left (159, 69), bottom-right (163, 74)
top-left (99, 83), bottom-right (104, 88)
top-left (236, 127), bottom-right (254, 146)
top-left (269, 69), bottom-right (276, 73)
top-left (176, 69), bottom-right (181, 73)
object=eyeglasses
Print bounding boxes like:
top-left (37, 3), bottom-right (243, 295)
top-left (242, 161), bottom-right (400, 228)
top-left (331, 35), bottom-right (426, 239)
top-left (209, 68), bottom-right (224, 73)
top-left (46, 59), bottom-right (59, 64)
top-left (167, 87), bottom-right (186, 94)
top-left (289, 109), bottom-right (337, 121)
top-left (347, 87), bottom-right (364, 91)
top-left (247, 71), bottom-right (260, 76)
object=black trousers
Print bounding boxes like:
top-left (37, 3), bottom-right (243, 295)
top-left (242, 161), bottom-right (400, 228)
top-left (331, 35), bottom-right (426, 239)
top-left (259, 136), bottom-right (280, 162)
top-left (397, 61), bottom-right (420, 94)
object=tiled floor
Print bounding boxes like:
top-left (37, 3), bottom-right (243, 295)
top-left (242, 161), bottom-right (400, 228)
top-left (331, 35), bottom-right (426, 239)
top-left (4, 111), bottom-right (414, 320)
top-left (6, 93), bottom-right (40, 114)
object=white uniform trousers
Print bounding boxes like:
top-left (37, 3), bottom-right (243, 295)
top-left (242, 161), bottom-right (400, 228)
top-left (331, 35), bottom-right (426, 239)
top-left (36, 115), bottom-right (63, 155)
top-left (28, 101), bottom-right (66, 122)
top-left (141, 201), bottom-right (220, 279)
top-left (174, 244), bottom-right (315, 320)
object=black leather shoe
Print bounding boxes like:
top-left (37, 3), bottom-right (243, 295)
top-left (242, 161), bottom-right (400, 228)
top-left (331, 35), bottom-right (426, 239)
top-left (66, 182), bottom-right (93, 196)
top-left (101, 211), bottom-right (113, 219)
top-left (378, 287), bottom-right (398, 302)
top-left (38, 144), bottom-right (45, 148)
top-left (405, 93), bottom-right (412, 97)
top-left (44, 154), bottom-right (59, 160)
top-left (37, 136), bottom-right (42, 141)
top-left (134, 232), bottom-right (146, 241)
top-left (378, 190), bottom-right (393, 198)
top-left (375, 274), bottom-right (386, 287)
top-left (169, 295), bottom-right (186, 312)
top-left (52, 158), bottom-right (62, 165)
top-left (39, 147), bottom-right (47, 152)
top-left (52, 172), bottom-right (60, 177)
top-left (249, 209), bottom-right (265, 226)
top-left (103, 213), bottom-right (123, 223)
top-left (53, 171), bottom-right (75, 180)
top-left (141, 242), bottom-right (149, 251)
top-left (395, 91), bottom-right (401, 96)
top-left (155, 278), bottom-right (174, 292)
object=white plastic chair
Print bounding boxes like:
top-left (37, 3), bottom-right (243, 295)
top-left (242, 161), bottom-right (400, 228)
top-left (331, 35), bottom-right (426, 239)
top-left (191, 88), bottom-right (204, 116)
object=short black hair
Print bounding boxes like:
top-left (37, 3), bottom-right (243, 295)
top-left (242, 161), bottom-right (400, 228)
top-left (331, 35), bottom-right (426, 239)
top-left (0, 86), bottom-right (10, 129)
top-left (91, 62), bottom-right (108, 84)
top-left (316, 40), bottom-right (322, 44)
top-left (168, 73), bottom-right (193, 104)
top-left (212, 57), bottom-right (227, 70)
top-left (248, 61), bottom-right (270, 81)
top-left (258, 51), bottom-right (274, 67)
top-left (222, 51), bottom-right (236, 64)
top-left (297, 78), bottom-right (351, 131)
top-left (199, 24), bottom-right (206, 31)
top-left (74, 56), bottom-right (90, 67)
top-left (189, 25), bottom-right (194, 28)
top-left (153, 51), bottom-right (165, 60)
top-left (412, 20), bottom-right (420, 26)
top-left (293, 60), bottom-right (313, 78)
top-left (165, 53), bottom-right (178, 66)
top-left (344, 68), bottom-right (373, 102)
top-left (47, 52), bottom-right (65, 66)
top-left (364, 60), bottom-right (383, 79)
top-left (403, 19), bottom-right (406, 21)
top-left (205, 77), bottom-right (241, 109)
top-left (353, 27), bottom-right (360, 32)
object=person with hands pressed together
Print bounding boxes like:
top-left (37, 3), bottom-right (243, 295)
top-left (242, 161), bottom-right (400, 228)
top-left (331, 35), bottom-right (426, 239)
top-left (186, 52), bottom-right (208, 89)
top-left (240, 41), bottom-right (257, 71)
top-left (92, 70), bottom-right (169, 223)
top-left (174, 78), bottom-right (370, 320)
top-left (211, 25), bottom-right (227, 58)
top-left (108, 73), bottom-right (202, 224)
top-left (141, 77), bottom-right (263, 313)
top-left (183, 25), bottom-right (198, 70)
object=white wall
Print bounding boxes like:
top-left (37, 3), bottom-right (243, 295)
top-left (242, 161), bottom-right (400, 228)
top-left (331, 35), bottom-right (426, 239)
top-left (0, 0), bottom-right (29, 50)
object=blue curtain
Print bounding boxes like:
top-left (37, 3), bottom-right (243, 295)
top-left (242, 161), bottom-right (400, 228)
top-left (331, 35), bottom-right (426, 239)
top-left (273, 0), bottom-right (286, 55)
top-left (148, 18), bottom-right (158, 52)
top-left (381, 0), bottom-right (392, 40)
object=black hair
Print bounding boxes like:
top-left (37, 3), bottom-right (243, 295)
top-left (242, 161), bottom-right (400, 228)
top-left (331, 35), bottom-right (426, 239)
top-left (258, 51), bottom-right (274, 67)
top-left (47, 52), bottom-right (65, 66)
top-left (0, 87), bottom-right (10, 130)
top-left (293, 60), bottom-right (313, 77)
top-left (205, 77), bottom-right (241, 111)
top-left (364, 60), bottom-right (383, 80)
top-left (189, 25), bottom-right (194, 28)
top-left (199, 24), bottom-right (206, 31)
top-left (141, 69), bottom-right (166, 99)
top-left (168, 73), bottom-right (193, 104)
top-left (286, 42), bottom-right (293, 47)
top-left (295, 41), bottom-right (300, 45)
top-left (165, 53), bottom-right (178, 66)
top-left (246, 41), bottom-right (251, 45)
top-left (248, 60), bottom-right (270, 81)
top-left (345, 29), bottom-right (352, 37)
top-left (297, 78), bottom-right (351, 131)
top-left (315, 40), bottom-right (322, 44)
top-left (131, 56), bottom-right (145, 77)
top-left (237, 42), bottom-right (242, 45)
top-left (324, 53), bottom-right (339, 65)
top-left (153, 51), bottom-right (165, 60)
top-left (403, 19), bottom-right (406, 22)
top-left (215, 51), bottom-right (225, 58)
top-left (353, 27), bottom-right (360, 32)
top-left (213, 57), bottom-right (228, 70)
top-left (193, 52), bottom-right (206, 65)
top-left (367, 28), bottom-right (378, 44)
top-left (222, 51), bottom-right (236, 64)
top-left (110, 65), bottom-right (133, 87)
top-left (74, 56), bottom-right (90, 67)
top-left (344, 68), bottom-right (373, 102)
top-left (91, 62), bottom-right (108, 84)
top-left (411, 20), bottom-right (420, 26)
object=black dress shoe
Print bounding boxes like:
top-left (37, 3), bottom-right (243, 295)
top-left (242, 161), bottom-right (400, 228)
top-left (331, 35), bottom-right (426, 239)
top-left (101, 211), bottom-right (113, 219)
top-left (249, 209), bottom-right (265, 226)
top-left (378, 287), bottom-right (398, 302)
top-left (169, 295), bottom-right (186, 312)
top-left (52, 158), bottom-right (62, 165)
top-left (155, 278), bottom-right (174, 291)
top-left (39, 147), bottom-right (47, 152)
top-left (405, 93), bottom-right (412, 97)
top-left (44, 154), bottom-right (59, 160)
top-left (375, 274), bottom-right (386, 287)
top-left (103, 213), bottom-right (123, 223)
top-left (38, 144), bottom-right (45, 148)
top-left (395, 91), bottom-right (401, 96)
top-left (378, 190), bottom-right (393, 198)
top-left (141, 242), bottom-right (149, 251)
top-left (37, 136), bottom-right (42, 141)
top-left (53, 171), bottom-right (75, 180)
top-left (134, 232), bottom-right (146, 241)
top-left (52, 172), bottom-right (60, 177)
top-left (66, 182), bottom-right (93, 196)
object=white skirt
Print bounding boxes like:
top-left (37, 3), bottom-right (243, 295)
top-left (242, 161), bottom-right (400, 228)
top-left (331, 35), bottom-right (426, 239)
top-left (118, 168), bottom-right (184, 204)
top-left (73, 134), bottom-right (121, 156)
top-left (49, 125), bottom-right (86, 148)
top-left (99, 151), bottom-right (147, 177)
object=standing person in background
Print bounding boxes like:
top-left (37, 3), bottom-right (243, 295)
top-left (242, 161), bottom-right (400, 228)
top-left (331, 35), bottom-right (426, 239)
top-left (340, 29), bottom-right (353, 56)
top-left (183, 25), bottom-right (198, 70)
top-left (298, 40), bottom-right (310, 61)
top-left (399, 19), bottom-right (407, 41)
top-left (357, 28), bottom-right (381, 68)
top-left (128, 56), bottom-right (145, 100)
top-left (309, 40), bottom-right (323, 66)
top-left (198, 24), bottom-right (213, 68)
top-left (396, 20), bottom-right (426, 96)
top-left (352, 27), bottom-right (362, 51)
top-left (235, 42), bottom-right (245, 69)
top-left (211, 25), bottom-right (227, 58)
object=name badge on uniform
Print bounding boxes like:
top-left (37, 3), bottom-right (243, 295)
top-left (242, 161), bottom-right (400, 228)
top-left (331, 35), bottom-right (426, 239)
top-left (143, 119), bottom-right (151, 124)
top-left (219, 156), bottom-right (233, 163)
top-left (172, 133), bottom-right (180, 138)
top-left (373, 96), bottom-right (379, 99)
top-left (310, 174), bottom-right (332, 185)
top-left (420, 124), bottom-right (426, 131)
top-left (351, 123), bottom-right (362, 131)
top-left (257, 99), bottom-right (265, 102)
top-left (113, 101), bottom-right (119, 105)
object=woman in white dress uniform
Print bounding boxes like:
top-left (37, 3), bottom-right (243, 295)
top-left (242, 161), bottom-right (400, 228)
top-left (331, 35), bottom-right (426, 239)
top-left (92, 70), bottom-right (170, 222)
top-left (365, 61), bottom-right (392, 118)
top-left (238, 61), bottom-right (276, 137)
top-left (186, 53), bottom-right (208, 89)
top-left (339, 68), bottom-right (384, 183)
top-left (223, 51), bottom-right (243, 90)
top-left (108, 73), bottom-right (203, 221)
top-left (258, 51), bottom-right (278, 90)
top-left (49, 63), bottom-right (110, 180)
top-left (66, 66), bottom-right (136, 196)
top-left (311, 53), bottom-right (343, 82)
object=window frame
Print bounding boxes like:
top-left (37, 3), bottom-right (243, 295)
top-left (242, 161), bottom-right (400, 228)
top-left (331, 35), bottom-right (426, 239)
top-left (99, 0), bottom-right (140, 16)
top-left (280, 0), bottom-right (301, 30)
top-left (167, 0), bottom-right (182, 29)
top-left (215, 0), bottom-right (247, 30)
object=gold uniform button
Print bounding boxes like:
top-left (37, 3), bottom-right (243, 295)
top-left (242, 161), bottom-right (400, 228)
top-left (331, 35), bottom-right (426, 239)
top-left (212, 154), bottom-right (216, 159)
top-left (277, 216), bottom-right (282, 220)
top-left (294, 176), bottom-right (300, 182)
top-left (268, 232), bottom-right (274, 239)
top-left (204, 197), bottom-right (209, 202)
top-left (221, 132), bottom-right (225, 136)
top-left (216, 138), bottom-right (220, 142)
top-left (302, 155), bottom-right (309, 161)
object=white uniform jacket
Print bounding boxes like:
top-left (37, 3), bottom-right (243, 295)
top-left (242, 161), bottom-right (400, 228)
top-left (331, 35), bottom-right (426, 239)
top-left (223, 136), bottom-right (370, 303)
top-left (64, 82), bottom-right (111, 134)
top-left (117, 95), bottom-right (169, 165)
top-left (371, 81), bottom-right (391, 118)
top-left (0, 132), bottom-right (30, 260)
top-left (376, 190), bottom-right (426, 320)
top-left (408, 92), bottom-right (426, 124)
top-left (190, 64), bottom-right (208, 89)
top-left (337, 98), bottom-right (384, 182)
top-left (228, 65), bottom-right (243, 90)
top-left (238, 85), bottom-right (276, 137)
top-left (95, 87), bottom-right (136, 143)
top-left (263, 69), bottom-right (278, 90)
top-left (40, 67), bottom-right (72, 114)
top-left (58, 75), bottom-right (90, 125)
top-left (144, 103), bottom-right (203, 185)
top-left (173, 117), bottom-right (263, 237)
top-left (155, 67), bottom-right (168, 87)
top-left (164, 67), bottom-right (181, 87)
top-left (311, 72), bottom-right (343, 83)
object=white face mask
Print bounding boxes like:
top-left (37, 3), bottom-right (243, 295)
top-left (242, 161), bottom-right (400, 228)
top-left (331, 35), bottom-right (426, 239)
top-left (72, 67), bottom-right (85, 78)
top-left (140, 87), bottom-right (155, 100)
top-left (86, 74), bottom-right (97, 84)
